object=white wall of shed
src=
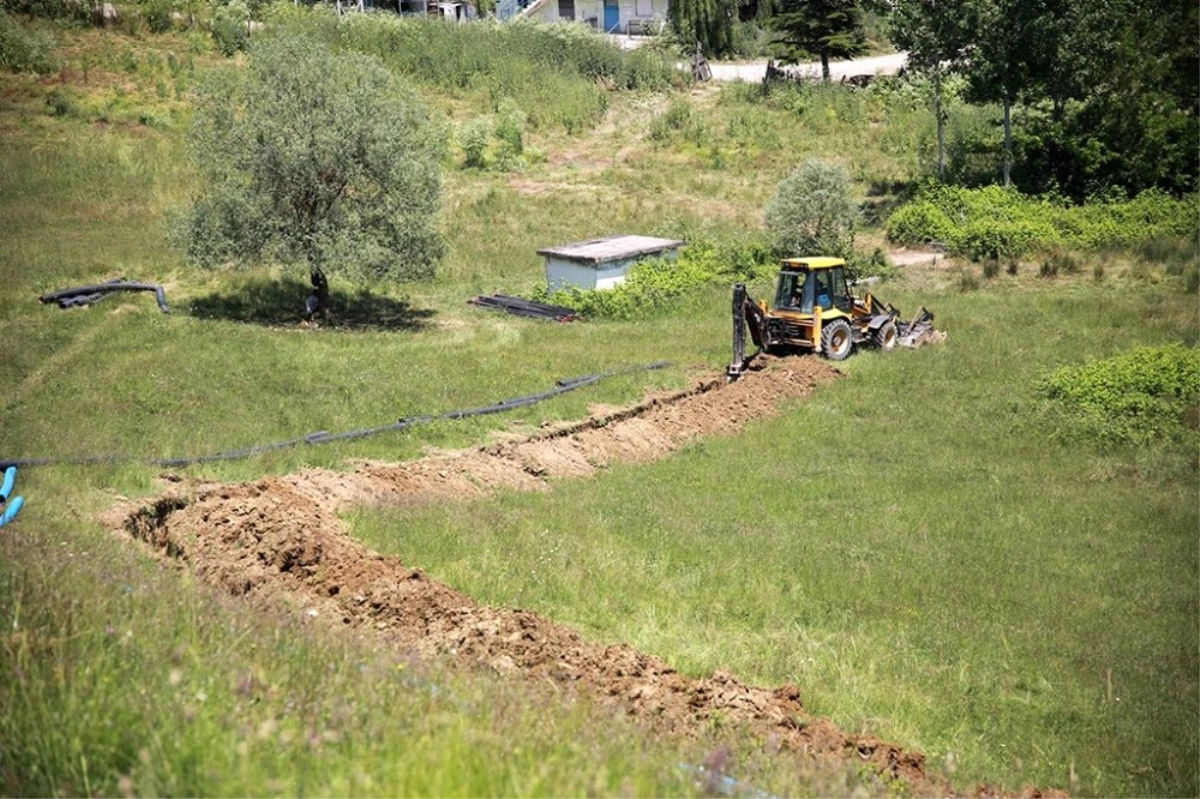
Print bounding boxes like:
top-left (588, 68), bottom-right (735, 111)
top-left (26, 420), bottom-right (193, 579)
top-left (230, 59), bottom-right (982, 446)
top-left (530, 0), bottom-right (664, 27)
top-left (546, 256), bottom-right (640, 292)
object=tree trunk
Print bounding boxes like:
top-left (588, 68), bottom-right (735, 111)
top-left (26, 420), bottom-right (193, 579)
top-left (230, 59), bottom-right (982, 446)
top-left (1002, 93), bottom-right (1012, 187)
top-left (934, 68), bottom-right (945, 181)
top-left (307, 267), bottom-right (331, 323)
top-left (820, 52), bottom-right (830, 82)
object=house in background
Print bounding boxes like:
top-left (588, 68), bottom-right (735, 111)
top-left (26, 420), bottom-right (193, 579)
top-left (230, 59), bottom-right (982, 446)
top-left (497, 0), bottom-right (667, 33)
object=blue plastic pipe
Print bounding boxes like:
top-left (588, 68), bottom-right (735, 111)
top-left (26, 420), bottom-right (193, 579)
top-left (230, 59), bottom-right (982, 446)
top-left (0, 496), bottom-right (23, 527)
top-left (0, 467), bottom-right (14, 502)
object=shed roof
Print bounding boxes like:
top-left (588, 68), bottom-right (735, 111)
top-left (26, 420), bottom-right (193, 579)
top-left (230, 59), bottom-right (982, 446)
top-left (537, 235), bottom-right (685, 265)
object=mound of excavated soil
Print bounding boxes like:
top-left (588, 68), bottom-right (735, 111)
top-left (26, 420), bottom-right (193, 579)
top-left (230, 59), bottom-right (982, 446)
top-left (115, 359), bottom-right (1061, 799)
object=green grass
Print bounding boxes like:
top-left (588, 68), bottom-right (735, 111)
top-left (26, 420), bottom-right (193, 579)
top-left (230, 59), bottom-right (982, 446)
top-left (2, 18), bottom-right (1198, 798)
top-left (351, 282), bottom-right (1199, 797)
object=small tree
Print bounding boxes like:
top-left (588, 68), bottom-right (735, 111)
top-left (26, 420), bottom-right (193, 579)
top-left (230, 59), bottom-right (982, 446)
top-left (668, 0), bottom-right (735, 59)
top-left (179, 33), bottom-right (446, 316)
top-left (889, 0), bottom-right (979, 180)
top-left (764, 159), bottom-right (858, 257)
top-left (766, 0), bottom-right (867, 81)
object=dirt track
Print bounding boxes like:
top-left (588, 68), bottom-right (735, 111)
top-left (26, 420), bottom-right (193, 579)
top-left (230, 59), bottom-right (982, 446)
top-left (114, 358), bottom-right (1061, 798)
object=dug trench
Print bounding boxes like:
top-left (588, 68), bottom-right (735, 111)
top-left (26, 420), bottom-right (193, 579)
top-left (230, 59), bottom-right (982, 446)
top-left (114, 357), bottom-right (1060, 798)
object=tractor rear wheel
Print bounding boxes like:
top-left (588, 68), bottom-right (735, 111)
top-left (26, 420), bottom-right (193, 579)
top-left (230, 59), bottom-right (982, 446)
top-left (821, 319), bottom-right (853, 361)
top-left (873, 319), bottom-right (898, 352)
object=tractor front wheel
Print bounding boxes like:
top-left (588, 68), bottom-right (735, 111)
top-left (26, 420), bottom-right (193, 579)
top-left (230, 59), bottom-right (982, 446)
top-left (873, 319), bottom-right (898, 352)
top-left (821, 319), bottom-right (853, 361)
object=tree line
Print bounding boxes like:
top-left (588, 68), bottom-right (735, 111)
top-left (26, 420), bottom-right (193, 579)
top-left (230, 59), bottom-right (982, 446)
top-left (673, 0), bottom-right (1199, 199)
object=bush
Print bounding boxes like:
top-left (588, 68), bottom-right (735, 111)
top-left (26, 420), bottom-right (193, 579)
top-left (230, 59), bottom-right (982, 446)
top-left (44, 87), bottom-right (73, 117)
top-left (212, 1), bottom-right (250, 56)
top-left (847, 247), bottom-right (897, 281)
top-left (177, 33), bottom-right (445, 284)
top-left (458, 117), bottom-right (491, 169)
top-left (0, 10), bottom-right (57, 75)
top-left (764, 159), bottom-right (858, 259)
top-left (886, 183), bottom-right (1200, 261)
top-left (1038, 248), bottom-right (1080, 278)
top-left (493, 98), bottom-right (526, 170)
top-left (1, 0), bottom-right (89, 22)
top-left (1036, 344), bottom-right (1200, 449)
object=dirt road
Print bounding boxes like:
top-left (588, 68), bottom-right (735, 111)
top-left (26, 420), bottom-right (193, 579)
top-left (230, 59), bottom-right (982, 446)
top-left (706, 51), bottom-right (909, 83)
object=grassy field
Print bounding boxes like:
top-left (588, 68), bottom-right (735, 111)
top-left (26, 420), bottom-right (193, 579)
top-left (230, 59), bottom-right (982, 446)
top-left (2, 12), bottom-right (1198, 798)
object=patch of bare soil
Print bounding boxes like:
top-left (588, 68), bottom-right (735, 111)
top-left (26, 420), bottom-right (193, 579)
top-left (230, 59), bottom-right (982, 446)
top-left (114, 358), bottom-right (1061, 798)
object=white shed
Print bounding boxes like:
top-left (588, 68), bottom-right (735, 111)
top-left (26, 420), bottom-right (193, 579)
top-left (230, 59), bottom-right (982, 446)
top-left (539, 234), bottom-right (684, 292)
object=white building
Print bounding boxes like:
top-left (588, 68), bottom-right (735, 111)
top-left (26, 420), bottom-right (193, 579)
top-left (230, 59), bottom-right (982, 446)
top-left (499, 0), bottom-right (667, 33)
top-left (539, 234), bottom-right (684, 292)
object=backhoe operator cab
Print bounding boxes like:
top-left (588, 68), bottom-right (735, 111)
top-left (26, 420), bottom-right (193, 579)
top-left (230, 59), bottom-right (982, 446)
top-left (728, 258), bottom-right (900, 377)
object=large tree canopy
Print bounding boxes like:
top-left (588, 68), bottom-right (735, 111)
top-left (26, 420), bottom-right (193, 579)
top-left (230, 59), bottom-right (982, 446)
top-left (766, 0), bottom-right (868, 80)
top-left (179, 33), bottom-right (446, 284)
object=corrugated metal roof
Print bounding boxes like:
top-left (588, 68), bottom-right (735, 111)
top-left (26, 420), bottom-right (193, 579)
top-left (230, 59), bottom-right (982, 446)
top-left (537, 235), bottom-right (685, 265)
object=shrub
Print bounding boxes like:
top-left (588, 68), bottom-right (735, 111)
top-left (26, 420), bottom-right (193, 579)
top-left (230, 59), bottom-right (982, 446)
top-left (764, 158), bottom-right (858, 259)
top-left (955, 267), bottom-right (980, 292)
top-left (886, 183), bottom-right (1200, 261)
top-left (1041, 248), bottom-right (1080, 277)
top-left (459, 116), bottom-right (492, 169)
top-left (212, 1), bottom-right (250, 56)
top-left (884, 201), bottom-right (956, 248)
top-left (1186, 265), bottom-right (1200, 294)
top-left (177, 33), bottom-right (445, 285)
top-left (1036, 344), bottom-right (1200, 448)
top-left (0, 10), bottom-right (57, 75)
top-left (44, 87), bottom-right (72, 117)
top-left (493, 99), bottom-right (526, 170)
top-left (145, 0), bottom-right (175, 33)
top-left (847, 247), bottom-right (897, 281)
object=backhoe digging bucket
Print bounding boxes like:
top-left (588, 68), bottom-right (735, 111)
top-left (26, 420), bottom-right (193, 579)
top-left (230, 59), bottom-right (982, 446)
top-left (729, 284), bottom-right (772, 380)
top-left (728, 283), bottom-right (749, 380)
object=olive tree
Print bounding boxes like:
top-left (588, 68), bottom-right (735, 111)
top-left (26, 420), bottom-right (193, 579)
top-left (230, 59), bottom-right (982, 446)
top-left (764, 159), bottom-right (858, 258)
top-left (178, 33), bottom-right (446, 316)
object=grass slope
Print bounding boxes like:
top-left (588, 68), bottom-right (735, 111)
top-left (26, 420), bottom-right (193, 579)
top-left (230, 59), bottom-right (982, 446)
top-left (353, 283), bottom-right (1199, 797)
top-left (2, 15), bottom-right (1198, 798)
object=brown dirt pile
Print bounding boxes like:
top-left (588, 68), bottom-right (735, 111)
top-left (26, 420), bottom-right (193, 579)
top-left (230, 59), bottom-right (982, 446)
top-left (116, 359), bottom-right (1062, 798)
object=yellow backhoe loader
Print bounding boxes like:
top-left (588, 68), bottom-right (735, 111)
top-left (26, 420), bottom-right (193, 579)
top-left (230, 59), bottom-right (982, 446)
top-left (727, 257), bottom-right (936, 379)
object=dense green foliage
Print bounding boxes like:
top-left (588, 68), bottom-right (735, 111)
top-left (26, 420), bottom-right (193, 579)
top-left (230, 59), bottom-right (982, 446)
top-left (764, 158), bottom-right (858, 258)
top-left (667, 0), bottom-right (735, 58)
top-left (886, 184), bottom-right (1200, 260)
top-left (0, 9), bottom-right (56, 73)
top-left (1037, 344), bottom-right (1200, 448)
top-left (767, 0), bottom-right (867, 78)
top-left (888, 0), bottom-right (975, 179)
top-left (883, 0), bottom-right (1198, 198)
top-left (178, 33), bottom-right (445, 283)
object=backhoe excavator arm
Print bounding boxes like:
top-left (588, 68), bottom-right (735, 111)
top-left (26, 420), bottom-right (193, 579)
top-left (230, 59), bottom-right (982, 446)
top-left (728, 283), bottom-right (769, 380)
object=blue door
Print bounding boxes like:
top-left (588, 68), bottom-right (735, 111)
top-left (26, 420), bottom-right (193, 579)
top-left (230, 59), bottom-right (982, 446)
top-left (603, 0), bottom-right (619, 32)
